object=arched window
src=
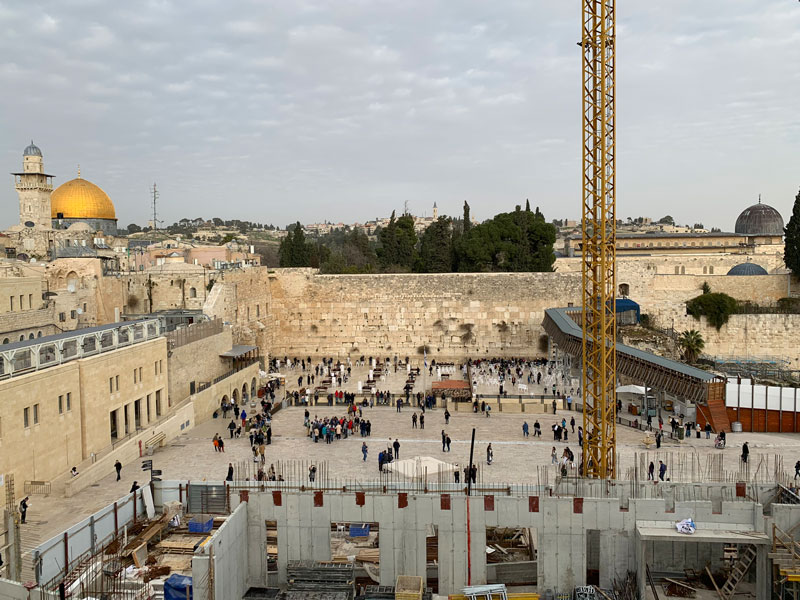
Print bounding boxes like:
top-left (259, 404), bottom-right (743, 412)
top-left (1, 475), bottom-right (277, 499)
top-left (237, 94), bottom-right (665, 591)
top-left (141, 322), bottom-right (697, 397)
top-left (681, 266), bottom-right (686, 274)
top-left (29, 333), bottom-right (35, 340)
top-left (189, 287), bottom-right (197, 298)
top-left (19, 335), bottom-right (25, 341)
top-left (619, 283), bottom-right (630, 297)
top-left (2, 338), bottom-right (9, 344)
top-left (37, 331), bottom-right (42, 337)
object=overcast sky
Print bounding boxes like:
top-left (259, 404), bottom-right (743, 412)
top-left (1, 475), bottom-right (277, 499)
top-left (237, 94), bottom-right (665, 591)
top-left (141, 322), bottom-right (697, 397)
top-left (1, 0), bottom-right (798, 231)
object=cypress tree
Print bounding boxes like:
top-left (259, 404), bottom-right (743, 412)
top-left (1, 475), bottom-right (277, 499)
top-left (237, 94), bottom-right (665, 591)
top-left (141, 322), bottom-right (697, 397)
top-left (785, 188), bottom-right (800, 276)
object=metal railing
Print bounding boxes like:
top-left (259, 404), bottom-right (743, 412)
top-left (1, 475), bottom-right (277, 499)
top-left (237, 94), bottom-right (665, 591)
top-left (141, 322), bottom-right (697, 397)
top-left (166, 318), bottom-right (223, 349)
top-left (24, 480), bottom-right (51, 495)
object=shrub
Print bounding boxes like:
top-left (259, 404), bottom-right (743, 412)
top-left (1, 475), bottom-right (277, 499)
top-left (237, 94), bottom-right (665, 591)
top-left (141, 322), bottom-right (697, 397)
top-left (686, 292), bottom-right (738, 330)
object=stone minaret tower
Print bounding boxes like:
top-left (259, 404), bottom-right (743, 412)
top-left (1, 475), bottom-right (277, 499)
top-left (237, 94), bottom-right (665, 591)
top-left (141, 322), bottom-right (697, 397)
top-left (433, 202), bottom-right (438, 220)
top-left (14, 141), bottom-right (53, 228)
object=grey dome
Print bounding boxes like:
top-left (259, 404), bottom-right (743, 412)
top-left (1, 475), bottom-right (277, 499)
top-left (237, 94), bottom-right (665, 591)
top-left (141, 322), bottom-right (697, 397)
top-left (735, 201), bottom-right (784, 236)
top-left (727, 263), bottom-right (769, 276)
top-left (23, 140), bottom-right (42, 157)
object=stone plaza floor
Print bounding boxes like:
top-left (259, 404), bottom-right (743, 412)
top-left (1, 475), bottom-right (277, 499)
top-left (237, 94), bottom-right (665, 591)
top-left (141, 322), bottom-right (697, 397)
top-left (21, 403), bottom-right (800, 553)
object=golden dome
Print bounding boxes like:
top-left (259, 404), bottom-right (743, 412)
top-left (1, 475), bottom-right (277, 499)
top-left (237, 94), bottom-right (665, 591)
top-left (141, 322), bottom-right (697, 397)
top-left (51, 177), bottom-right (116, 220)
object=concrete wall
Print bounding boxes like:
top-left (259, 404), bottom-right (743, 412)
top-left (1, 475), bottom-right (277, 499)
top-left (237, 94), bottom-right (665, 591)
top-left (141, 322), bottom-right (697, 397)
top-left (0, 579), bottom-right (57, 600)
top-left (193, 501), bottom-right (249, 600)
top-left (237, 487), bottom-right (767, 595)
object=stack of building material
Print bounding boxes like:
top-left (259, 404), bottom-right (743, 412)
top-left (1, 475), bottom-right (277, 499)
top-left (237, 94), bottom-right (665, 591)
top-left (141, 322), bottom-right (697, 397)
top-left (286, 561), bottom-right (355, 599)
top-left (359, 585), bottom-right (433, 600)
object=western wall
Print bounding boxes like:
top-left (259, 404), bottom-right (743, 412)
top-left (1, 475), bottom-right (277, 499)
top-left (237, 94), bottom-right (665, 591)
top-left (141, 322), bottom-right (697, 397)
top-left (193, 250), bottom-right (794, 362)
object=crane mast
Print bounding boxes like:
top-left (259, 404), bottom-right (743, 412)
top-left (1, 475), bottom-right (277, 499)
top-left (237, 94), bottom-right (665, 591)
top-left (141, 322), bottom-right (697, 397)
top-left (581, 0), bottom-right (617, 479)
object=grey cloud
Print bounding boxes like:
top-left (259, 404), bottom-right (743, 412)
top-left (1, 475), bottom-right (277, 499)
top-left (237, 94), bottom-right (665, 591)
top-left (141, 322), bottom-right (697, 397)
top-left (0, 0), bottom-right (797, 230)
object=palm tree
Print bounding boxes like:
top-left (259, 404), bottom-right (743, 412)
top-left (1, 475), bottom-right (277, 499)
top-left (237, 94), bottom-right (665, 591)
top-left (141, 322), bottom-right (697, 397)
top-left (679, 329), bottom-right (705, 363)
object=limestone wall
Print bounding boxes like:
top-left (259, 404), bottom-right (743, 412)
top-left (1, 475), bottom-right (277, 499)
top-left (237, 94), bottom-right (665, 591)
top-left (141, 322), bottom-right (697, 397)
top-left (167, 325), bottom-right (235, 405)
top-left (265, 270), bottom-right (583, 359)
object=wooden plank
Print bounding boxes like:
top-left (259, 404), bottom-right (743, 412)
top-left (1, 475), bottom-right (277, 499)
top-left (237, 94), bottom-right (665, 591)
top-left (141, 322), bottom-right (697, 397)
top-left (705, 566), bottom-right (724, 600)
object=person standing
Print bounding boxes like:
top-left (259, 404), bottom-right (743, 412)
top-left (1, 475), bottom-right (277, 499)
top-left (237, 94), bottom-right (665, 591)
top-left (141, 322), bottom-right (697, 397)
top-left (487, 444), bottom-right (493, 465)
top-left (570, 416), bottom-right (575, 433)
top-left (441, 430), bottom-right (447, 452)
top-left (551, 447), bottom-right (557, 464)
top-left (454, 465), bottom-right (460, 484)
top-left (226, 463), bottom-right (234, 482)
top-left (534, 420), bottom-right (541, 437)
top-left (741, 442), bottom-right (750, 465)
top-left (522, 422), bottom-right (529, 437)
top-left (309, 464), bottom-right (317, 482)
top-left (396, 397), bottom-right (402, 413)
top-left (412, 413), bottom-right (418, 429)
top-left (393, 438), bottom-right (400, 460)
top-left (19, 497), bottom-right (29, 524)
top-left (228, 419), bottom-right (237, 438)
top-left (213, 434), bottom-right (220, 452)
top-left (114, 460), bottom-right (122, 481)
top-left (655, 431), bottom-right (662, 449)
top-left (658, 460), bottom-right (667, 481)
top-left (795, 460), bottom-right (800, 480)
top-left (240, 409), bottom-right (247, 428)
top-left (362, 442), bottom-right (368, 462)
top-left (648, 461), bottom-right (655, 481)
top-left (445, 434), bottom-right (451, 452)
top-left (444, 408), bottom-right (450, 425)
top-left (420, 414), bottom-right (425, 430)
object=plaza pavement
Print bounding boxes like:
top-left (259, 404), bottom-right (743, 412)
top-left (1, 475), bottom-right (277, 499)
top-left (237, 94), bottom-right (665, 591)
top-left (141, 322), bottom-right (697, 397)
top-left (20, 403), bottom-right (800, 552)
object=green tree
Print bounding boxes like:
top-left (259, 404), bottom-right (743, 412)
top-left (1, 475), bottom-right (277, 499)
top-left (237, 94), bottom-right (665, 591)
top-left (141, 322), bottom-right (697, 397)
top-left (278, 222), bottom-right (313, 267)
top-left (686, 292), bottom-right (738, 330)
top-left (658, 215), bottom-right (675, 225)
top-left (126, 223), bottom-right (142, 234)
top-left (378, 211), bottom-right (417, 271)
top-left (456, 207), bottom-right (556, 272)
top-left (377, 211), bottom-right (399, 268)
top-left (462, 202), bottom-right (472, 233)
top-left (679, 330), bottom-right (705, 363)
top-left (784, 188), bottom-right (800, 276)
top-left (418, 217), bottom-right (453, 272)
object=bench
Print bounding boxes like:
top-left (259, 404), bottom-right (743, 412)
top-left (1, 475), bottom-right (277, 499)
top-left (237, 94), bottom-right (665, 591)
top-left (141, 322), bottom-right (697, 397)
top-left (145, 432), bottom-right (166, 451)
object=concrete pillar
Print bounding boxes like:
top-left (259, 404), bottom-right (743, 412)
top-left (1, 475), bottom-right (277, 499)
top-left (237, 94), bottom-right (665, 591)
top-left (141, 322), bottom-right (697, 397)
top-left (756, 545), bottom-right (770, 600)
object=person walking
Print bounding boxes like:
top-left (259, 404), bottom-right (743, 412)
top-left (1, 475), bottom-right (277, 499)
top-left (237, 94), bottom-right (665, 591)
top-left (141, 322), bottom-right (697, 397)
top-left (393, 438), bottom-right (400, 460)
top-left (551, 447), bottom-right (557, 465)
top-left (705, 423), bottom-right (712, 439)
top-left (420, 414), bottom-right (424, 430)
top-left (795, 460), bottom-right (800, 480)
top-left (454, 465), bottom-right (460, 484)
top-left (486, 443), bottom-right (493, 465)
top-left (741, 442), bottom-right (750, 465)
top-left (655, 431), bottom-right (662, 449)
top-left (534, 420), bottom-right (541, 437)
top-left (362, 442), bottom-right (368, 462)
top-left (114, 460), bottom-right (122, 481)
top-left (213, 434), bottom-right (220, 452)
top-left (19, 497), bottom-right (29, 524)
top-left (226, 463), bottom-right (234, 482)
top-left (648, 461), bottom-right (655, 481)
top-left (218, 436), bottom-right (225, 453)
top-left (570, 416), bottom-right (575, 433)
top-left (396, 397), bottom-right (402, 413)
top-left (444, 408), bottom-right (450, 425)
top-left (228, 419), bottom-right (236, 438)
top-left (522, 422), bottom-right (529, 437)
top-left (658, 460), bottom-right (667, 481)
top-left (552, 398), bottom-right (557, 414)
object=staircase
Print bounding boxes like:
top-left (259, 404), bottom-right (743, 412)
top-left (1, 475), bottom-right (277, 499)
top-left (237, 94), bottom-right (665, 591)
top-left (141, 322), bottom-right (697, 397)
top-left (770, 524), bottom-right (800, 583)
top-left (697, 397), bottom-right (731, 434)
top-left (719, 544), bottom-right (757, 599)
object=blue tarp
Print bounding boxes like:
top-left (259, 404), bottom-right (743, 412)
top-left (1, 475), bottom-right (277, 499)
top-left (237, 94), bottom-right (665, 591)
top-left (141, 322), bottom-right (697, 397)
top-left (615, 298), bottom-right (641, 322)
top-left (164, 573), bottom-right (193, 600)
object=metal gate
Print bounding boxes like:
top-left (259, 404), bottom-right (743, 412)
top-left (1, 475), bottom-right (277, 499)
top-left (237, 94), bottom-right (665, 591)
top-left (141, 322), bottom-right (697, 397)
top-left (187, 484), bottom-right (228, 514)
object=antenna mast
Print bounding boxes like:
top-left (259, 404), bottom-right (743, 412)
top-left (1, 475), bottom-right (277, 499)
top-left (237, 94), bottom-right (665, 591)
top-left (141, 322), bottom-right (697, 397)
top-left (151, 183), bottom-right (160, 231)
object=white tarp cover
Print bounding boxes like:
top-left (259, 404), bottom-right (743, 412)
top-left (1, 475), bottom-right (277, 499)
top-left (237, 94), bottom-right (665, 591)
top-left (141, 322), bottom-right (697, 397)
top-left (384, 456), bottom-right (459, 479)
top-left (616, 385), bottom-right (646, 395)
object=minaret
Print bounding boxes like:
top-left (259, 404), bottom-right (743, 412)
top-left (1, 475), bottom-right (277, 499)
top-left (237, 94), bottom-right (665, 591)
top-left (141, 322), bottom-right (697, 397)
top-left (13, 141), bottom-right (54, 228)
top-left (433, 202), bottom-right (438, 220)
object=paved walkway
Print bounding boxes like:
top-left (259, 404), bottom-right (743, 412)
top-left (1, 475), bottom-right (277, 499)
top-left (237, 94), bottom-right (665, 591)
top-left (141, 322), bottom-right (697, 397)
top-left (19, 404), bottom-right (800, 558)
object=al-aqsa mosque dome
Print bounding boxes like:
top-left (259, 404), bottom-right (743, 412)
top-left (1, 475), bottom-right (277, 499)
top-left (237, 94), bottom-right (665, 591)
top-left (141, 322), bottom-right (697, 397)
top-left (734, 199), bottom-right (784, 237)
top-left (51, 171), bottom-right (117, 235)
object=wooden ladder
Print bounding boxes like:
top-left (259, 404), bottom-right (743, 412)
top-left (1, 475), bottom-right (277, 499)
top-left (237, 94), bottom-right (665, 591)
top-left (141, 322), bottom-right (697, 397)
top-left (719, 544), bottom-right (757, 600)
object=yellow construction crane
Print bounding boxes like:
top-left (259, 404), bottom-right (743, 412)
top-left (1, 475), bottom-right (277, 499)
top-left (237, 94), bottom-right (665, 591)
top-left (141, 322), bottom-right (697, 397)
top-left (581, 0), bottom-right (617, 479)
